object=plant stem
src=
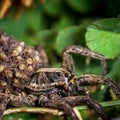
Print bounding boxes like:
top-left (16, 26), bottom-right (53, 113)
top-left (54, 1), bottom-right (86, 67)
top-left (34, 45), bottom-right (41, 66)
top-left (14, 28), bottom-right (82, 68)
top-left (3, 100), bottom-right (120, 116)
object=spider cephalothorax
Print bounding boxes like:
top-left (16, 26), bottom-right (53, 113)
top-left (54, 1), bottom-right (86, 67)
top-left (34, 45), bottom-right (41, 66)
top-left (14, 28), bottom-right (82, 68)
top-left (0, 32), bottom-right (120, 120)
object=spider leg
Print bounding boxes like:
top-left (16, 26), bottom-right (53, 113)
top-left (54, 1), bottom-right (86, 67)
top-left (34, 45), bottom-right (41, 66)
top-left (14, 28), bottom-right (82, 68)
top-left (63, 96), bottom-right (108, 120)
top-left (0, 92), bottom-right (37, 120)
top-left (0, 93), bottom-right (10, 120)
top-left (76, 74), bottom-right (120, 98)
top-left (35, 46), bottom-right (49, 67)
top-left (9, 93), bottom-right (37, 107)
top-left (38, 95), bottom-right (79, 120)
top-left (62, 45), bottom-right (107, 75)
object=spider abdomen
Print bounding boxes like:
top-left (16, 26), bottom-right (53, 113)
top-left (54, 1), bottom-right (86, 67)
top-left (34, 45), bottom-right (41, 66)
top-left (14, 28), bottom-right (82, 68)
top-left (0, 32), bottom-right (47, 92)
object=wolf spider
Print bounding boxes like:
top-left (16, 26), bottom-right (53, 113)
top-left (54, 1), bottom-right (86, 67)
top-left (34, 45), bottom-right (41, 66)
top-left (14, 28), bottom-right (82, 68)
top-left (0, 44), bottom-right (120, 120)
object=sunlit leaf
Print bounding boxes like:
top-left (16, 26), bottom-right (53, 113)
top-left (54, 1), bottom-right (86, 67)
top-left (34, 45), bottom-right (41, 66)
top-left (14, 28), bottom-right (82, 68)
top-left (86, 18), bottom-right (120, 59)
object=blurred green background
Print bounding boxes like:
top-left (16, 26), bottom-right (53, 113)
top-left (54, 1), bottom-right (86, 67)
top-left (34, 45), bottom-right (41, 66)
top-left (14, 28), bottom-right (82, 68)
top-left (0, 0), bottom-right (120, 120)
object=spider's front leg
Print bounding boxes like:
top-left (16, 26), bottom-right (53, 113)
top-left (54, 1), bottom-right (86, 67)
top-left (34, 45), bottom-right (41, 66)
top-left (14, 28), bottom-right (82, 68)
top-left (63, 96), bottom-right (108, 120)
top-left (76, 74), bottom-right (120, 98)
top-left (38, 94), bottom-right (79, 120)
top-left (62, 45), bottom-right (107, 75)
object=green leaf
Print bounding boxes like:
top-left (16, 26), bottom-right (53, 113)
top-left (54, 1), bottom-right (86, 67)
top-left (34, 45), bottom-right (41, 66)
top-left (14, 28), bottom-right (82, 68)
top-left (0, 6), bottom-right (43, 40)
top-left (34, 29), bottom-right (58, 52)
top-left (55, 26), bottom-right (85, 55)
top-left (109, 58), bottom-right (120, 79)
top-left (77, 100), bottom-right (120, 111)
top-left (66, 0), bottom-right (101, 13)
top-left (3, 113), bottom-right (30, 120)
top-left (86, 18), bottom-right (120, 59)
top-left (24, 29), bottom-right (57, 46)
top-left (23, 8), bottom-right (43, 32)
top-left (43, 0), bottom-right (65, 17)
top-left (52, 15), bottom-right (75, 30)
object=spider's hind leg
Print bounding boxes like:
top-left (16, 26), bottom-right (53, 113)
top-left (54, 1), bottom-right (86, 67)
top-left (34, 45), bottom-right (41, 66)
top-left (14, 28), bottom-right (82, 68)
top-left (38, 94), bottom-right (79, 120)
top-left (63, 96), bottom-right (108, 120)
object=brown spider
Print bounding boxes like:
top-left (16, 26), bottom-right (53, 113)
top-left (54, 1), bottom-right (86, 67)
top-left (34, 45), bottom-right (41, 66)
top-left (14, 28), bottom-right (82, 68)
top-left (0, 33), bottom-right (120, 120)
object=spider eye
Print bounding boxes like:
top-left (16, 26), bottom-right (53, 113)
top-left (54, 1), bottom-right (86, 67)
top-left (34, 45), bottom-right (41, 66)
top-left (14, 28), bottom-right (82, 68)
top-left (56, 72), bottom-right (61, 77)
top-left (65, 73), bottom-right (69, 77)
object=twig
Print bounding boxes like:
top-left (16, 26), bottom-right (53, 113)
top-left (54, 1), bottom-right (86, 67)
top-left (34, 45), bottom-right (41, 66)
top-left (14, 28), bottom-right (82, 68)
top-left (0, 0), bottom-right (12, 18)
top-left (73, 107), bottom-right (83, 120)
top-left (3, 100), bottom-right (120, 118)
top-left (4, 107), bottom-right (64, 116)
